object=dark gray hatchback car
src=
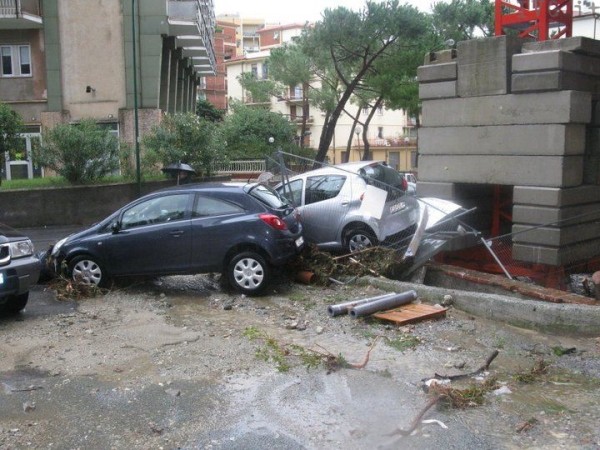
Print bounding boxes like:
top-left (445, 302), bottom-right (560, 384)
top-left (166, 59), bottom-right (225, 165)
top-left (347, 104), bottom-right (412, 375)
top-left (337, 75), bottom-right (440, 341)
top-left (0, 223), bottom-right (40, 314)
top-left (50, 182), bottom-right (304, 295)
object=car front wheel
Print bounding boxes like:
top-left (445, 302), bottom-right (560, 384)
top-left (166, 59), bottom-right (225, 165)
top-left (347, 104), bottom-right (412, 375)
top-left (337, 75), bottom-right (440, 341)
top-left (345, 227), bottom-right (378, 253)
top-left (3, 292), bottom-right (29, 315)
top-left (68, 255), bottom-right (108, 287)
top-left (227, 251), bottom-right (270, 295)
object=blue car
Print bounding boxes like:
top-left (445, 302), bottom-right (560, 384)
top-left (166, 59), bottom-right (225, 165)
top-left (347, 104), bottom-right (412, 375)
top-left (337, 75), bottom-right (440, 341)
top-left (50, 182), bottom-right (304, 295)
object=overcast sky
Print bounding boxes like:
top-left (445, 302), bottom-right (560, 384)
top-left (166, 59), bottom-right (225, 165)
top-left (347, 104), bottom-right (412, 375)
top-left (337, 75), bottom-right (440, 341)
top-left (215, 0), bottom-right (440, 24)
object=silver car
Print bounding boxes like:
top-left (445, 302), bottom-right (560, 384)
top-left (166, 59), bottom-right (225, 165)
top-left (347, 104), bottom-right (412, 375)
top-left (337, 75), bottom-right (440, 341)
top-left (276, 161), bottom-right (420, 252)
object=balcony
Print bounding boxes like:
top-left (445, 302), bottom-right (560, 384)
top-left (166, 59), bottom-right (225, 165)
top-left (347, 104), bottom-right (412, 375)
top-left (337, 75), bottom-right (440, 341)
top-left (167, 0), bottom-right (216, 75)
top-left (0, 0), bottom-right (42, 29)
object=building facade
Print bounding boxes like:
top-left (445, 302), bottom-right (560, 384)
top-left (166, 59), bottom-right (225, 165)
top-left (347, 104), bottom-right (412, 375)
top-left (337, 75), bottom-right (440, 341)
top-left (223, 21), bottom-right (417, 170)
top-left (0, 0), bottom-right (216, 180)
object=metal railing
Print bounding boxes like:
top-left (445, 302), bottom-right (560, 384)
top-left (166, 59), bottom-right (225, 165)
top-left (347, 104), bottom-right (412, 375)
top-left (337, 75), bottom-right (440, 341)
top-left (214, 160), bottom-right (266, 174)
top-left (0, 0), bottom-right (19, 16)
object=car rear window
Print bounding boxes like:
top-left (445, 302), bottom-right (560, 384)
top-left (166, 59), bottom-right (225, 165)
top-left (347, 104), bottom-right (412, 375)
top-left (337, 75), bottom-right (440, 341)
top-left (247, 183), bottom-right (290, 209)
top-left (359, 163), bottom-right (406, 199)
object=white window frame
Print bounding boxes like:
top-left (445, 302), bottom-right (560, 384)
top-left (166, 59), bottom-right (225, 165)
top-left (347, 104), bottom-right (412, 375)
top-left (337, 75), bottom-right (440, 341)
top-left (0, 44), bottom-right (32, 77)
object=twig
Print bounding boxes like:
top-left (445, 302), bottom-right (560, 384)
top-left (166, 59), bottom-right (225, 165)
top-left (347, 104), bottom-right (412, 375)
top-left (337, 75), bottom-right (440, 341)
top-left (11, 385), bottom-right (44, 392)
top-left (386, 395), bottom-right (443, 438)
top-left (350, 336), bottom-right (381, 369)
top-left (432, 350), bottom-right (499, 381)
top-left (332, 246), bottom-right (381, 261)
top-left (348, 257), bottom-right (382, 277)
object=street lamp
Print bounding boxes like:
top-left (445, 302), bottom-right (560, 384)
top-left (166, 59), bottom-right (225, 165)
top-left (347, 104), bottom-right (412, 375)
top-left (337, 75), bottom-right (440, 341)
top-left (132, 0), bottom-right (141, 197)
top-left (355, 127), bottom-right (362, 160)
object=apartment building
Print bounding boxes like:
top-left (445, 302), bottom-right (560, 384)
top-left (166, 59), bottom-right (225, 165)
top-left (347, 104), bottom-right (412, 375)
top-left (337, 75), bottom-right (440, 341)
top-left (0, 0), bottom-right (216, 180)
top-left (224, 21), bottom-right (417, 169)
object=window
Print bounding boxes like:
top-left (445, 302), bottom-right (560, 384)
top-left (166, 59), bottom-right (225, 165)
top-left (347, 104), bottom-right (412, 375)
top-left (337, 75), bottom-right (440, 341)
top-left (1, 45), bottom-right (31, 77)
top-left (362, 107), bottom-right (369, 115)
top-left (305, 175), bottom-right (346, 205)
top-left (293, 85), bottom-right (302, 99)
top-left (121, 194), bottom-right (190, 229)
top-left (277, 179), bottom-right (303, 206)
top-left (261, 61), bottom-right (268, 80)
top-left (378, 127), bottom-right (384, 139)
top-left (193, 196), bottom-right (244, 217)
top-left (251, 63), bottom-right (258, 77)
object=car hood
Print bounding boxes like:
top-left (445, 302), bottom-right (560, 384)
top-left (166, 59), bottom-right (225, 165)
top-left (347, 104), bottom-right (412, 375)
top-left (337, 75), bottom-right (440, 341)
top-left (0, 222), bottom-right (27, 244)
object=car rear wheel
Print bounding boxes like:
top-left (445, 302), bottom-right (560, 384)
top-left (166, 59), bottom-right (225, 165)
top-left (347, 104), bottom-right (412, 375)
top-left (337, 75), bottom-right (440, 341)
top-left (345, 226), bottom-right (378, 253)
top-left (3, 292), bottom-right (29, 315)
top-left (68, 255), bottom-right (108, 287)
top-left (227, 251), bottom-right (270, 295)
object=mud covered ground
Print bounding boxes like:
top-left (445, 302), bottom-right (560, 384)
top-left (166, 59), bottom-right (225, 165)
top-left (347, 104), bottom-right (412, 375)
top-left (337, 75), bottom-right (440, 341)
top-left (1, 274), bottom-right (599, 449)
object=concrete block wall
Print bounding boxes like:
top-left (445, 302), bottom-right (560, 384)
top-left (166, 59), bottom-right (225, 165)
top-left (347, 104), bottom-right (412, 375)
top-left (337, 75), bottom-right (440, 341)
top-left (417, 36), bottom-right (600, 267)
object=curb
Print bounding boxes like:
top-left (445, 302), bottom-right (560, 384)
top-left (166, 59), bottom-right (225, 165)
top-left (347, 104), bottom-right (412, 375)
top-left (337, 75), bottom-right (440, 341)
top-left (358, 276), bottom-right (600, 337)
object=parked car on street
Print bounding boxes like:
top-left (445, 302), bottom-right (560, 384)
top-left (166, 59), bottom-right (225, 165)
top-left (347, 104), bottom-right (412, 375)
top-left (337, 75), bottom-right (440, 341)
top-left (50, 183), bottom-right (304, 295)
top-left (398, 171), bottom-right (417, 195)
top-left (275, 161), bottom-right (420, 253)
top-left (0, 223), bottom-right (40, 314)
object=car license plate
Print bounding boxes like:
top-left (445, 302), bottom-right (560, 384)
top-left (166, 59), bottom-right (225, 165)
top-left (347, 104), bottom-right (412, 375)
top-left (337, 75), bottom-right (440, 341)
top-left (0, 272), bottom-right (3, 285)
top-left (295, 236), bottom-right (304, 248)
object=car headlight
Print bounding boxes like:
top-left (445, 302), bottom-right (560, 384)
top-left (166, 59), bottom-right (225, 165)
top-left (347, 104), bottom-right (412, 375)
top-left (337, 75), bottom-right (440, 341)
top-left (10, 239), bottom-right (34, 258)
top-left (51, 237), bottom-right (68, 257)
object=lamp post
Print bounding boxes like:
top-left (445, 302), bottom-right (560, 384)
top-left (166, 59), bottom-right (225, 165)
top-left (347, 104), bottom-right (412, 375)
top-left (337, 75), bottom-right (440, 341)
top-left (132, 0), bottom-right (141, 197)
top-left (355, 127), bottom-right (362, 161)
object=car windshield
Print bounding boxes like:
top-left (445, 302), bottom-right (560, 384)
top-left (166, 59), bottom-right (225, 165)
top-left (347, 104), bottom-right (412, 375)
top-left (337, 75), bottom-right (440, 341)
top-left (247, 183), bottom-right (290, 209)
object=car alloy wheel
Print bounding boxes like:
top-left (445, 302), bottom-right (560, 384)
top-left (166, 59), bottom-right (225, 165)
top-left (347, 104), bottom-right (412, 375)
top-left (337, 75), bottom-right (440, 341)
top-left (346, 227), bottom-right (378, 253)
top-left (69, 255), bottom-right (106, 287)
top-left (228, 251), bottom-right (270, 295)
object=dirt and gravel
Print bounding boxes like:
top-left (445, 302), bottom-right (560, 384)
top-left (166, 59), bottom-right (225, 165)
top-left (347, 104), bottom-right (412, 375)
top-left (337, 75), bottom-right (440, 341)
top-left (1, 273), bottom-right (600, 449)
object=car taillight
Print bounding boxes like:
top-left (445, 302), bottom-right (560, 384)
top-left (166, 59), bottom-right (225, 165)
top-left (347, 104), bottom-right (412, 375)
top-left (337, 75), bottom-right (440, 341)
top-left (401, 177), bottom-right (408, 191)
top-left (260, 213), bottom-right (288, 230)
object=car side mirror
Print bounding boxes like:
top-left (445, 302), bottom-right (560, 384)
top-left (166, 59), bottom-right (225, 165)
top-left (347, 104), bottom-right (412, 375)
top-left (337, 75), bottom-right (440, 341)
top-left (111, 221), bottom-right (121, 233)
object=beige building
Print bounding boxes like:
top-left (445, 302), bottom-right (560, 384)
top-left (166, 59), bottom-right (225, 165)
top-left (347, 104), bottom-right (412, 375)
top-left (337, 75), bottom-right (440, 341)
top-left (225, 24), bottom-right (417, 170)
top-left (0, 0), bottom-right (216, 180)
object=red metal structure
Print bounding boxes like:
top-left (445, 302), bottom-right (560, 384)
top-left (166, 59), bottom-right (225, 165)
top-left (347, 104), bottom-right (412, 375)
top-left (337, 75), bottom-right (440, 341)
top-left (495, 0), bottom-right (573, 40)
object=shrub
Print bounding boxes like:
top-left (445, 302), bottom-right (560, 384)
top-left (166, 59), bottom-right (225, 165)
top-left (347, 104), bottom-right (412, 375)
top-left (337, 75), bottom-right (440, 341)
top-left (143, 112), bottom-right (225, 177)
top-left (34, 120), bottom-right (120, 184)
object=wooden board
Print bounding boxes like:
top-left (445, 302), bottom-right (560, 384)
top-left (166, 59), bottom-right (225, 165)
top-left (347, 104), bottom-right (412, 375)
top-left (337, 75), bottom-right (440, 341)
top-left (372, 303), bottom-right (447, 325)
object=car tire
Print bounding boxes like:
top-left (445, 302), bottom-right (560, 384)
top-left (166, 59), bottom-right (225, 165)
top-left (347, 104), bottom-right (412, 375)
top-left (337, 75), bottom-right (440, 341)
top-left (3, 292), bottom-right (29, 315)
top-left (227, 251), bottom-right (270, 295)
top-left (68, 255), bottom-right (108, 288)
top-left (345, 226), bottom-right (378, 253)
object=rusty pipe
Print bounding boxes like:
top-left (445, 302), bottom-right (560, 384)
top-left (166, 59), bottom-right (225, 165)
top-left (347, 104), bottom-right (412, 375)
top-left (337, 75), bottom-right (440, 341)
top-left (327, 292), bottom-right (398, 317)
top-left (349, 290), bottom-right (417, 318)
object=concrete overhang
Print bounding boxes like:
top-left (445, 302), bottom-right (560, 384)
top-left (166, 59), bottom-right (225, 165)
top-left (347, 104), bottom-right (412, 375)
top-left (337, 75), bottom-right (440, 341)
top-left (182, 47), bottom-right (208, 58)
top-left (175, 35), bottom-right (203, 47)
top-left (0, 14), bottom-right (43, 29)
top-left (167, 18), bottom-right (199, 37)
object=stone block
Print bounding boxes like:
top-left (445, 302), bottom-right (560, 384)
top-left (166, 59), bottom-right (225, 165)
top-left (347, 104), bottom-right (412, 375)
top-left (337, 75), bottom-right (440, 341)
top-left (513, 203), bottom-right (600, 225)
top-left (415, 181), bottom-right (458, 199)
top-left (419, 81), bottom-right (457, 99)
top-left (422, 91), bottom-right (592, 127)
top-left (417, 62), bottom-right (457, 82)
top-left (418, 124), bottom-right (585, 156)
top-left (418, 155), bottom-right (583, 187)
top-left (513, 50), bottom-right (600, 77)
top-left (423, 49), bottom-right (457, 65)
top-left (512, 222), bottom-right (600, 246)
top-left (457, 35), bottom-right (524, 97)
top-left (511, 71), bottom-right (600, 93)
top-left (522, 36), bottom-right (600, 57)
top-left (513, 185), bottom-right (600, 206)
top-left (513, 238), bottom-right (600, 266)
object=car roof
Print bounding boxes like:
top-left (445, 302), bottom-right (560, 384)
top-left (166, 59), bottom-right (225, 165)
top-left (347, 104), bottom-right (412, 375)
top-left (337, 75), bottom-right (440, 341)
top-left (156, 181), bottom-right (254, 195)
top-left (290, 161), bottom-right (386, 178)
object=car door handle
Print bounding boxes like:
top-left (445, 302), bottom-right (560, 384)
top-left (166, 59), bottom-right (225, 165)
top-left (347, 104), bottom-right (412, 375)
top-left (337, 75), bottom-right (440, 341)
top-left (341, 201), bottom-right (349, 206)
top-left (169, 230), bottom-right (185, 237)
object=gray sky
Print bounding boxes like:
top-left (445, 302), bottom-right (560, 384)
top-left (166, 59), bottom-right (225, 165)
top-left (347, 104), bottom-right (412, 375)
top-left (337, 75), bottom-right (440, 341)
top-left (215, 0), bottom-right (440, 24)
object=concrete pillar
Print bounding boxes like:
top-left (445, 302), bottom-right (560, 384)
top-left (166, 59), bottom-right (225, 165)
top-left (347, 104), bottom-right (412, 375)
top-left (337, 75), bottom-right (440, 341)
top-left (160, 37), bottom-right (174, 112)
top-left (176, 57), bottom-right (185, 113)
top-left (168, 48), bottom-right (181, 113)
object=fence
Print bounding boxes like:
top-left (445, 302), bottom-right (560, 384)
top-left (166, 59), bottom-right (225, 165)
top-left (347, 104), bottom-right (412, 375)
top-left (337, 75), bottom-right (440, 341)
top-left (213, 159), bottom-right (265, 174)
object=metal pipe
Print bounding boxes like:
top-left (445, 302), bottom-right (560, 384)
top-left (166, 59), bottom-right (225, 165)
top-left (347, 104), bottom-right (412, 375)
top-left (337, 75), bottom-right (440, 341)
top-left (327, 292), bottom-right (398, 317)
top-left (349, 290), bottom-right (418, 318)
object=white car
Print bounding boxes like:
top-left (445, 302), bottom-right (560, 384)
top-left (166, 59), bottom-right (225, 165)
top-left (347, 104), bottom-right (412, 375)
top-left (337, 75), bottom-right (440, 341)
top-left (276, 161), bottom-right (420, 252)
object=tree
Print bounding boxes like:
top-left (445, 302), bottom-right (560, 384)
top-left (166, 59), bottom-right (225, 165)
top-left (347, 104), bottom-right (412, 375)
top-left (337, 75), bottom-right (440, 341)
top-left (219, 102), bottom-right (296, 160)
top-left (237, 72), bottom-right (279, 104)
top-left (268, 43), bottom-right (313, 147)
top-left (0, 102), bottom-right (24, 186)
top-left (34, 120), bottom-right (120, 184)
top-left (301, 1), bottom-right (429, 163)
top-left (196, 98), bottom-right (225, 122)
top-left (431, 0), bottom-right (494, 42)
top-left (143, 112), bottom-right (223, 177)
